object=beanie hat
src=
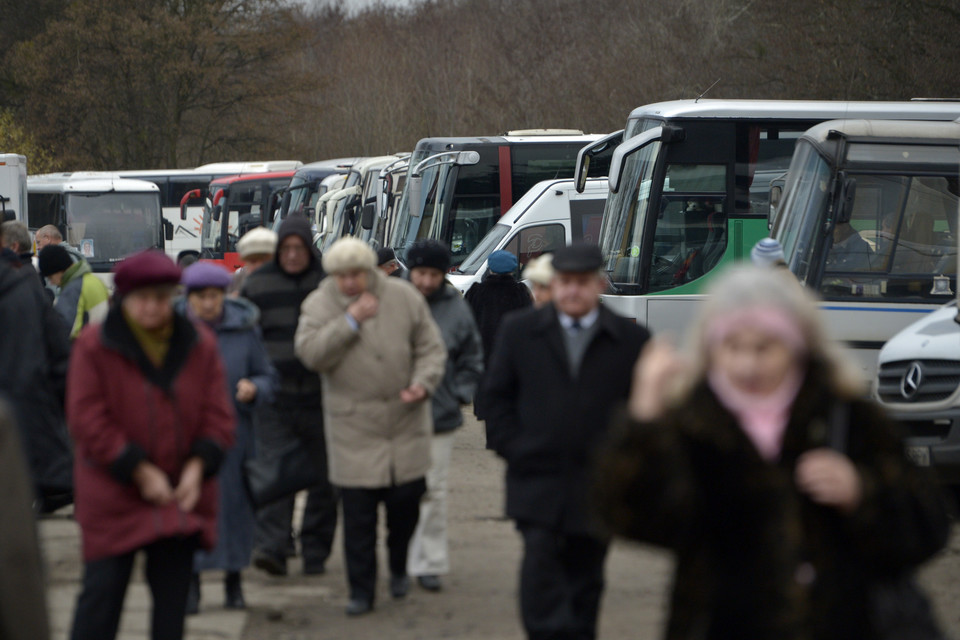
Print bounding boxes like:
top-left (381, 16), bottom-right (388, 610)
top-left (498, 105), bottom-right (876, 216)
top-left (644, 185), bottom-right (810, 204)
top-left (750, 238), bottom-right (786, 268)
top-left (113, 250), bottom-right (181, 297)
top-left (322, 237), bottom-right (377, 274)
top-left (522, 253), bottom-right (554, 286)
top-left (182, 261), bottom-right (232, 292)
top-left (406, 240), bottom-right (451, 273)
top-left (377, 247), bottom-right (397, 266)
top-left (237, 227), bottom-right (278, 259)
top-left (488, 250), bottom-right (518, 274)
top-left (38, 245), bottom-right (75, 277)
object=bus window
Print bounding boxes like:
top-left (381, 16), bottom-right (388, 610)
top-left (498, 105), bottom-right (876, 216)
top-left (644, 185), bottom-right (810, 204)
top-left (449, 196), bottom-right (499, 261)
top-left (735, 125), bottom-right (810, 214)
top-left (569, 199), bottom-right (605, 243)
top-left (647, 164), bottom-right (727, 292)
top-left (820, 174), bottom-right (959, 299)
top-left (502, 224), bottom-right (566, 269)
top-left (511, 145), bottom-right (601, 198)
top-left (26, 193), bottom-right (61, 230)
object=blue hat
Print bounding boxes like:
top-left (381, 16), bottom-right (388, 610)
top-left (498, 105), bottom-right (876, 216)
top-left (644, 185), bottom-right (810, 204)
top-left (750, 238), bottom-right (786, 268)
top-left (488, 250), bottom-right (518, 274)
top-left (181, 261), bottom-right (232, 291)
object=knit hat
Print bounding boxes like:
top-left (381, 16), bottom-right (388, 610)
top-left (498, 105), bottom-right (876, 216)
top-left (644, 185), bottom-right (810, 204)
top-left (322, 237), bottom-right (377, 274)
top-left (377, 247), bottom-right (397, 266)
top-left (488, 250), bottom-right (518, 274)
top-left (237, 227), bottom-right (278, 259)
top-left (522, 253), bottom-right (554, 286)
top-left (182, 261), bottom-right (232, 292)
top-left (113, 250), bottom-right (181, 296)
top-left (38, 245), bottom-right (74, 277)
top-left (750, 238), bottom-right (786, 268)
top-left (406, 240), bottom-right (451, 273)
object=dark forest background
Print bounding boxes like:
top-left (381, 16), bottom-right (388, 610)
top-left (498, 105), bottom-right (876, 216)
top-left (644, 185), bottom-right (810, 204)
top-left (1, 0), bottom-right (958, 172)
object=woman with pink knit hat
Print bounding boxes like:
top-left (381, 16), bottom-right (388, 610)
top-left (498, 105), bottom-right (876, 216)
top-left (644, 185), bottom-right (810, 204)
top-left (593, 266), bottom-right (949, 640)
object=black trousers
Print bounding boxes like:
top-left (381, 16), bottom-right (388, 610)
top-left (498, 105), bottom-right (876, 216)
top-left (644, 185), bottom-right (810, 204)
top-left (70, 536), bottom-right (198, 640)
top-left (518, 524), bottom-right (609, 640)
top-left (253, 401), bottom-right (338, 566)
top-left (340, 478), bottom-right (426, 603)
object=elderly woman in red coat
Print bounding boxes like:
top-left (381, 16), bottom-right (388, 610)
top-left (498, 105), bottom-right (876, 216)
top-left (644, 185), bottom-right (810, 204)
top-left (66, 250), bottom-right (234, 640)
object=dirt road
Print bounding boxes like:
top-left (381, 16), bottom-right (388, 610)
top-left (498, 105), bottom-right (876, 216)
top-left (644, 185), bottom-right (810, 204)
top-left (42, 412), bottom-right (960, 639)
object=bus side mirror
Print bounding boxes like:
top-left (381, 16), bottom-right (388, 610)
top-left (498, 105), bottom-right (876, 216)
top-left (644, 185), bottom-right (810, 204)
top-left (360, 203), bottom-right (376, 230)
top-left (836, 177), bottom-right (857, 225)
top-left (407, 175), bottom-right (422, 217)
top-left (162, 219), bottom-right (174, 241)
top-left (212, 204), bottom-right (222, 223)
top-left (1, 209), bottom-right (14, 222)
top-left (267, 192), bottom-right (282, 224)
top-left (179, 189), bottom-right (202, 220)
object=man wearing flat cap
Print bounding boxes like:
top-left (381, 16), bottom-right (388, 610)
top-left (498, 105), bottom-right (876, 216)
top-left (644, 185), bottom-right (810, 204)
top-left (295, 237), bottom-right (446, 616)
top-left (483, 243), bottom-right (651, 640)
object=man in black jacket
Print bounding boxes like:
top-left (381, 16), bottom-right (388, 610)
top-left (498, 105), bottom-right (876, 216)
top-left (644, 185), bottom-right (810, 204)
top-left (483, 244), bottom-right (650, 640)
top-left (241, 216), bottom-right (337, 576)
top-left (0, 259), bottom-right (73, 511)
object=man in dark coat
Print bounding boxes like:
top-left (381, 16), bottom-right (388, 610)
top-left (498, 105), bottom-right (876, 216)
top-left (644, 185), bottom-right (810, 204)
top-left (483, 244), bottom-right (651, 640)
top-left (465, 250), bottom-right (531, 418)
top-left (241, 215), bottom-right (338, 576)
top-left (0, 257), bottom-right (73, 510)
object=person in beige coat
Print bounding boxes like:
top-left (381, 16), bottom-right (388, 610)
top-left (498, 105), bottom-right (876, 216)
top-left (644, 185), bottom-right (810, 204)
top-left (295, 237), bottom-right (446, 617)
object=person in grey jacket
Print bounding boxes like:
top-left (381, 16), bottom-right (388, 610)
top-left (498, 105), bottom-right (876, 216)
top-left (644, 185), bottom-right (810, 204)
top-left (404, 240), bottom-right (484, 592)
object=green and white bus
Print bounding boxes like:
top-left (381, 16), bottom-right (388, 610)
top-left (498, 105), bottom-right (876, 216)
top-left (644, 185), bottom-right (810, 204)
top-left (595, 99), bottom-right (960, 336)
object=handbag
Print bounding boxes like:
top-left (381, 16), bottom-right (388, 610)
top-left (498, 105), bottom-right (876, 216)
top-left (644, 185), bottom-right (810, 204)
top-left (243, 439), bottom-right (324, 509)
top-left (828, 403), bottom-right (949, 640)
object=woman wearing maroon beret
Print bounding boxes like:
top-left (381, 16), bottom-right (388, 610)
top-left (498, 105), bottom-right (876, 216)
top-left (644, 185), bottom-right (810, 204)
top-left (66, 250), bottom-right (235, 640)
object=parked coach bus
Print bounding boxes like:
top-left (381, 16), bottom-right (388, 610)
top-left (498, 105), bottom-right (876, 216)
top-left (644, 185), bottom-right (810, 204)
top-left (271, 159), bottom-right (358, 233)
top-left (390, 130), bottom-right (611, 268)
top-left (595, 99), bottom-right (960, 338)
top-left (118, 160), bottom-right (301, 258)
top-left (0, 153), bottom-right (27, 222)
top-left (771, 118), bottom-right (960, 377)
top-left (181, 170), bottom-right (297, 270)
top-left (27, 173), bottom-right (167, 282)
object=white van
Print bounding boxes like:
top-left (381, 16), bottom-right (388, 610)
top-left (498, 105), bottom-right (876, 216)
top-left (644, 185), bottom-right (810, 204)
top-left (875, 303), bottom-right (960, 482)
top-left (447, 178), bottom-right (607, 295)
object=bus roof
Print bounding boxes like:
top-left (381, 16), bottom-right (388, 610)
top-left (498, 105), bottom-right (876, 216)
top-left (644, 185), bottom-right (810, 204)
top-left (626, 99), bottom-right (960, 122)
top-left (414, 133), bottom-right (603, 149)
top-left (194, 160), bottom-right (302, 174)
top-left (210, 170), bottom-right (298, 187)
top-left (800, 118), bottom-right (960, 166)
top-left (27, 173), bottom-right (160, 193)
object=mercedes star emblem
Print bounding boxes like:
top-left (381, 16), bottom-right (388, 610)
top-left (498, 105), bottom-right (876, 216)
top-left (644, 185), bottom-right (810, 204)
top-left (900, 361), bottom-right (923, 400)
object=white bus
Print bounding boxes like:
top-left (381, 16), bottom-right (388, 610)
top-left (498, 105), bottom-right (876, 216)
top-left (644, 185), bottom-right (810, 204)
top-left (117, 160), bottom-right (301, 258)
top-left (594, 100), bottom-right (960, 343)
top-left (0, 154), bottom-right (27, 222)
top-left (27, 173), bottom-right (167, 281)
top-left (772, 118), bottom-right (960, 377)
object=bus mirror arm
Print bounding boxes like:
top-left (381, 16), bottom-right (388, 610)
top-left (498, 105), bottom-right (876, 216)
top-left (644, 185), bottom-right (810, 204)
top-left (179, 189), bottom-right (203, 220)
top-left (836, 176), bottom-right (857, 225)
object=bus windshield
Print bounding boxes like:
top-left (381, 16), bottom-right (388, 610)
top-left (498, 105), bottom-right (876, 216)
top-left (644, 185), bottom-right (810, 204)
top-left (778, 141), bottom-right (960, 300)
top-left (202, 179), bottom-right (285, 255)
top-left (598, 139), bottom-right (662, 288)
top-left (65, 192), bottom-right (160, 264)
top-left (392, 153), bottom-right (457, 260)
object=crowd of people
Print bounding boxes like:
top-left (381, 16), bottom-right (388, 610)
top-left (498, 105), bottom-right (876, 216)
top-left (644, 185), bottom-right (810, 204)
top-left (0, 216), bottom-right (953, 640)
